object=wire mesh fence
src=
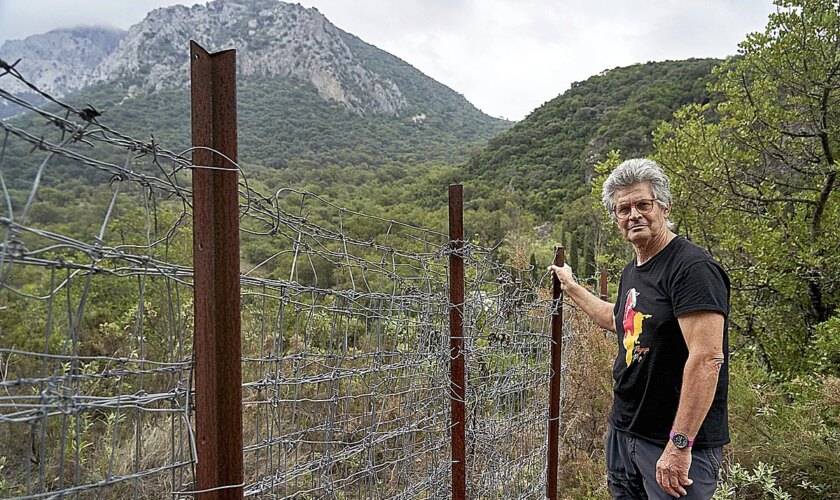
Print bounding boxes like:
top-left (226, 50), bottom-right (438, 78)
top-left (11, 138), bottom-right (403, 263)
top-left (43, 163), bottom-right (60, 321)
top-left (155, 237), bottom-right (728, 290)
top-left (0, 58), bottom-right (574, 499)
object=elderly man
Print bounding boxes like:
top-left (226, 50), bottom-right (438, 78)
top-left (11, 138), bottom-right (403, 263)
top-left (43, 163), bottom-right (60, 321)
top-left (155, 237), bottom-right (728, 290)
top-left (550, 158), bottom-right (729, 499)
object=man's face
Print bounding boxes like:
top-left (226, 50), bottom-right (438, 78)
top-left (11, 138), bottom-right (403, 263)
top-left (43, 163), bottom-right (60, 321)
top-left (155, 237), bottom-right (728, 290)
top-left (613, 182), bottom-right (669, 246)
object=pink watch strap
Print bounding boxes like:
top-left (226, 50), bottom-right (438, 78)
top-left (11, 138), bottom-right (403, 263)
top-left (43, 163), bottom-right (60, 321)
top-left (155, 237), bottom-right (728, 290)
top-left (669, 430), bottom-right (695, 447)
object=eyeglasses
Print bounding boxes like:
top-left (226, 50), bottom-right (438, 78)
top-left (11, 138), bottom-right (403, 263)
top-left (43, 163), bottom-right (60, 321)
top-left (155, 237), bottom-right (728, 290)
top-left (614, 198), bottom-right (657, 220)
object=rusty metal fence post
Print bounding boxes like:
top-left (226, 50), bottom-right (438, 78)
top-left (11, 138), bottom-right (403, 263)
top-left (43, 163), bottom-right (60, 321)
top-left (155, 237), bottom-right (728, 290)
top-left (600, 268), bottom-right (608, 301)
top-left (449, 185), bottom-right (466, 500)
top-left (547, 246), bottom-right (565, 499)
top-left (190, 40), bottom-right (243, 500)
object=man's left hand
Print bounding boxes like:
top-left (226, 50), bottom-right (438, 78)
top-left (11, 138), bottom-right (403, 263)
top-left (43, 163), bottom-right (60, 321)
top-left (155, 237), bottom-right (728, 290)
top-left (656, 442), bottom-right (693, 497)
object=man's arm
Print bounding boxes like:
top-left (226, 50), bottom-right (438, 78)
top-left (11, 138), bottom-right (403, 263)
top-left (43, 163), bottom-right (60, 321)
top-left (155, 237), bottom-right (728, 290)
top-left (656, 310), bottom-right (726, 497)
top-left (549, 264), bottom-right (616, 332)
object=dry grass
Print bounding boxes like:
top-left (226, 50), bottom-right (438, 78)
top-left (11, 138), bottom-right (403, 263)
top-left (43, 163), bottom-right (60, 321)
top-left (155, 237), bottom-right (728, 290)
top-left (558, 308), bottom-right (614, 499)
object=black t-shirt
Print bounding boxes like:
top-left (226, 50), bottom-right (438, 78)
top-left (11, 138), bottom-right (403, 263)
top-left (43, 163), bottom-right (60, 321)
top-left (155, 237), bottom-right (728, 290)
top-left (611, 235), bottom-right (730, 448)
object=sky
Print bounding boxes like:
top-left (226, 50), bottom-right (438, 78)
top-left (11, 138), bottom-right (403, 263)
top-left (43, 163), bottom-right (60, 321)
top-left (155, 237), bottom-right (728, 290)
top-left (0, 0), bottom-right (778, 120)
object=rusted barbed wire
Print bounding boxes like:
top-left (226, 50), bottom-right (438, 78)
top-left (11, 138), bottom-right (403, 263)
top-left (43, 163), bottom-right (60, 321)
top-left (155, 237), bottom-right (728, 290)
top-left (0, 63), bottom-right (575, 499)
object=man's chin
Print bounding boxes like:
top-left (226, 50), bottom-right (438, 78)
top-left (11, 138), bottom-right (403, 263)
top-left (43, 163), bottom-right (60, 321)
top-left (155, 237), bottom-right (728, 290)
top-left (624, 229), bottom-right (650, 244)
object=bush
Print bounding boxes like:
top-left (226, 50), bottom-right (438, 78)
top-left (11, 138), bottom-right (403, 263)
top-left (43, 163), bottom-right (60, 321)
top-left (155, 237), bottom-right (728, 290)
top-left (724, 357), bottom-right (840, 498)
top-left (556, 312), bottom-right (840, 499)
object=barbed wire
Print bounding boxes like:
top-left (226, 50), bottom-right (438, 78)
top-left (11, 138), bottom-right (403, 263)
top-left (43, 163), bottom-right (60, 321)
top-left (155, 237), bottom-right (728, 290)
top-left (0, 60), bottom-right (576, 499)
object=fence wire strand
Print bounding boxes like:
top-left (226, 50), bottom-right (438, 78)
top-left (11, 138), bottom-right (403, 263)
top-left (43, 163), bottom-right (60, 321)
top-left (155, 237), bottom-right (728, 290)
top-left (0, 61), bottom-right (576, 499)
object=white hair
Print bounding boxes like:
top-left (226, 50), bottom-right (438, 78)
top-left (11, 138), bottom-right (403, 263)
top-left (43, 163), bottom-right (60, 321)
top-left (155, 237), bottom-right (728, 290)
top-left (601, 158), bottom-right (674, 228)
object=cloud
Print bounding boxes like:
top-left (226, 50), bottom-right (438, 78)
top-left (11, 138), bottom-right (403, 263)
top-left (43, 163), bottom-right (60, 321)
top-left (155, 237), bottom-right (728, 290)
top-left (299, 0), bottom-right (775, 119)
top-left (1, 0), bottom-right (777, 120)
top-left (0, 0), bottom-right (186, 41)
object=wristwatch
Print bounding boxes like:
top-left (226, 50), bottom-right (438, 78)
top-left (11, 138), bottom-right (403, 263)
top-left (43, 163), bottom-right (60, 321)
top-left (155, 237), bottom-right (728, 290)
top-left (669, 431), bottom-right (695, 449)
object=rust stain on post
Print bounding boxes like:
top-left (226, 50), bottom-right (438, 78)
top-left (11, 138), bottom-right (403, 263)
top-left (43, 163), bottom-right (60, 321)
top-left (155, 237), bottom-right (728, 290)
top-left (190, 40), bottom-right (243, 500)
top-left (547, 246), bottom-right (565, 499)
top-left (449, 185), bottom-right (466, 500)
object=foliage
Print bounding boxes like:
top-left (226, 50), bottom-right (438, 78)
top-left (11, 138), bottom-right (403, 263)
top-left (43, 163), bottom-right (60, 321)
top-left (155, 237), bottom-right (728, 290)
top-left (466, 59), bottom-right (720, 219)
top-left (713, 462), bottom-right (793, 500)
top-left (810, 314), bottom-right (840, 375)
top-left (558, 311), bottom-right (614, 499)
top-left (458, 59), bottom-right (722, 283)
top-left (654, 0), bottom-right (840, 376)
top-left (723, 355), bottom-right (840, 498)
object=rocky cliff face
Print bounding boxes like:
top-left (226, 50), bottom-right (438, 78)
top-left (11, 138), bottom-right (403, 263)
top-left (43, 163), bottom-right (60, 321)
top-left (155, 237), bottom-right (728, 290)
top-left (0, 27), bottom-right (124, 96)
top-left (1, 0), bottom-right (406, 115)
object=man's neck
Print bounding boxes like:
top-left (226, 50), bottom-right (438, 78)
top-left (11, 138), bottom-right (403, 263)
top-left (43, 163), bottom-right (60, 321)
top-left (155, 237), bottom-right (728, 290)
top-left (635, 231), bottom-right (676, 266)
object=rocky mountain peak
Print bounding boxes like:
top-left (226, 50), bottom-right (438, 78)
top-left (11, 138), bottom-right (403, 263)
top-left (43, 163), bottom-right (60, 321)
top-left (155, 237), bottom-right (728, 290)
top-left (0, 27), bottom-right (125, 96)
top-left (1, 0), bottom-right (408, 115)
top-left (92, 0), bottom-right (406, 114)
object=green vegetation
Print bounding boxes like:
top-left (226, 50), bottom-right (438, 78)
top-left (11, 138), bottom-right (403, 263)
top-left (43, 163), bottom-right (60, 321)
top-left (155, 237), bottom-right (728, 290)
top-left (654, 0), bottom-right (839, 376)
top-left (1, 0), bottom-right (837, 495)
top-left (4, 75), bottom-right (506, 176)
top-left (460, 58), bottom-right (724, 284)
top-left (466, 58), bottom-right (720, 218)
top-left (586, 1), bottom-right (839, 496)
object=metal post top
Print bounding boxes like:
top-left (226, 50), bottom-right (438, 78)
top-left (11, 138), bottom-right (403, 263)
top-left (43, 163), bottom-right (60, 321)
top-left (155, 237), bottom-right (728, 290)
top-left (190, 40), bottom-right (237, 58)
top-left (553, 246), bottom-right (565, 266)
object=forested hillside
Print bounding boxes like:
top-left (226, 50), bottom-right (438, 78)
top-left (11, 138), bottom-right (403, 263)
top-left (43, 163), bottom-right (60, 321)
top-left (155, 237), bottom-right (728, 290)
top-left (1, 58), bottom-right (725, 281)
top-left (0, 0), bottom-right (511, 174)
top-left (466, 59), bottom-right (719, 218)
top-left (40, 75), bottom-right (509, 170)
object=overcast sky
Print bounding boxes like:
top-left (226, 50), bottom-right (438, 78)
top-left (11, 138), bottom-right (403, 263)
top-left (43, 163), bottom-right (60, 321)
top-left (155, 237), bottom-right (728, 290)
top-left (0, 0), bottom-right (777, 120)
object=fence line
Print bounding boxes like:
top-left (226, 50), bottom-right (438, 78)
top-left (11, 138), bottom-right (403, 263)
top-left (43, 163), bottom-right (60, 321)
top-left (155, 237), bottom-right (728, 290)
top-left (0, 56), bottom-right (575, 499)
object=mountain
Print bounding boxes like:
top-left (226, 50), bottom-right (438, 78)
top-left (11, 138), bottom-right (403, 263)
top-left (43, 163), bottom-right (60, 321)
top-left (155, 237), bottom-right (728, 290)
top-left (0, 6), bottom-right (729, 284)
top-left (90, 0), bottom-right (405, 114)
top-left (0, 27), bottom-right (125, 119)
top-left (0, 0), bottom-right (510, 167)
top-left (465, 59), bottom-right (720, 218)
top-left (1, 2), bottom-right (722, 261)
top-left (0, 27), bottom-right (125, 97)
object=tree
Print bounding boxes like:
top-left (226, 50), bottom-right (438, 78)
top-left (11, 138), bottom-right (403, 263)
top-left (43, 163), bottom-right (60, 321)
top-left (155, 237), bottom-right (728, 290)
top-left (654, 0), bottom-right (840, 374)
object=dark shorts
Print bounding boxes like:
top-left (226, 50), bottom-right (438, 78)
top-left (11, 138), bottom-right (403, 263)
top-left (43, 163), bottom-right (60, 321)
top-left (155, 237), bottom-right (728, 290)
top-left (605, 425), bottom-right (722, 499)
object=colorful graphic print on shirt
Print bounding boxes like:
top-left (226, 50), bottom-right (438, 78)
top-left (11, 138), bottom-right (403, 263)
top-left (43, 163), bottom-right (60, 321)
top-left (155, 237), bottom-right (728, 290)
top-left (622, 288), bottom-right (651, 366)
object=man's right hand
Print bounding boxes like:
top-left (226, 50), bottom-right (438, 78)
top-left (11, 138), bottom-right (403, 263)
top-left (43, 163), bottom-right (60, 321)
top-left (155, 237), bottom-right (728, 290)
top-left (548, 263), bottom-right (576, 291)
top-left (548, 263), bottom-right (616, 332)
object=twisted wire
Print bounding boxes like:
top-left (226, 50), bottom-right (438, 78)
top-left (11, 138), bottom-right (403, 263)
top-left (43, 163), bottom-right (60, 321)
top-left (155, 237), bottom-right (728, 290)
top-left (0, 61), bottom-right (576, 499)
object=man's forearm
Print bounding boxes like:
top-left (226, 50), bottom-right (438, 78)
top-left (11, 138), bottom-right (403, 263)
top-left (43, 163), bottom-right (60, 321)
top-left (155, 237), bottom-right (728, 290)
top-left (671, 352), bottom-right (723, 439)
top-left (564, 281), bottom-right (616, 332)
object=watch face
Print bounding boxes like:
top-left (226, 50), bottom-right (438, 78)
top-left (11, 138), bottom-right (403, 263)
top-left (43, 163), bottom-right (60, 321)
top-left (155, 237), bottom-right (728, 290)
top-left (672, 433), bottom-right (689, 449)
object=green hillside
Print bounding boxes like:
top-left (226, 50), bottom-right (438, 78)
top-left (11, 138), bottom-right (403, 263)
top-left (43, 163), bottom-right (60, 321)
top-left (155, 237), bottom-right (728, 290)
top-left (1, 58), bottom-right (723, 268)
top-left (15, 74), bottom-right (508, 175)
top-left (1, 10), bottom-right (511, 187)
top-left (466, 59), bottom-right (720, 218)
